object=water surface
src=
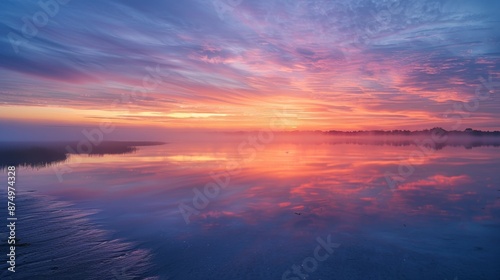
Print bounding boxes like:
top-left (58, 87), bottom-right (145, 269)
top-left (1, 138), bottom-right (499, 279)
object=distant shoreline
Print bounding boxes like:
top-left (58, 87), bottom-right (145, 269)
top-left (222, 128), bottom-right (500, 136)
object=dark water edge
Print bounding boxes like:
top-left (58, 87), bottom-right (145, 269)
top-left (0, 193), bottom-right (158, 280)
top-left (0, 141), bottom-right (165, 169)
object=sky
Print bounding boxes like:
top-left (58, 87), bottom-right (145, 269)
top-left (0, 0), bottom-right (499, 139)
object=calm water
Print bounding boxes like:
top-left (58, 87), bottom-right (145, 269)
top-left (1, 139), bottom-right (500, 279)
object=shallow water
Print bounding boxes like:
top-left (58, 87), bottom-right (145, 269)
top-left (1, 139), bottom-right (500, 279)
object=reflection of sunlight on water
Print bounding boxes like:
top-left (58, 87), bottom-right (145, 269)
top-left (166, 155), bottom-right (226, 162)
top-left (164, 154), bottom-right (231, 171)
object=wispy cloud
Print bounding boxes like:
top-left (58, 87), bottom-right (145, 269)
top-left (1, 0), bottom-right (499, 131)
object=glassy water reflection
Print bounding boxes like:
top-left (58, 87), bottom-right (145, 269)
top-left (1, 139), bottom-right (499, 279)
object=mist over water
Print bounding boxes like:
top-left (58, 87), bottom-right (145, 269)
top-left (2, 133), bottom-right (499, 169)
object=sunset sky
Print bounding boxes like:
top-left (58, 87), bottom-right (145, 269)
top-left (1, 0), bottom-right (499, 139)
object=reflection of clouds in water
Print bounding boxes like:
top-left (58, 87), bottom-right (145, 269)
top-left (9, 141), bottom-right (500, 279)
